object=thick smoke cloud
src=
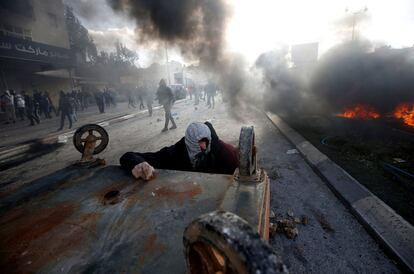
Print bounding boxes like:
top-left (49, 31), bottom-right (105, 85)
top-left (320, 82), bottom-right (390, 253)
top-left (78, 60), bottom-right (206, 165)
top-left (312, 41), bottom-right (414, 114)
top-left (259, 41), bottom-right (414, 117)
top-left (107, 0), bottom-right (228, 65)
top-left (106, 0), bottom-right (262, 121)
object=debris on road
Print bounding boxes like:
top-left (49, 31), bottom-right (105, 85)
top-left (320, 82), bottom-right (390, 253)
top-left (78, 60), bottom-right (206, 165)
top-left (270, 210), bottom-right (309, 239)
top-left (286, 149), bottom-right (299, 155)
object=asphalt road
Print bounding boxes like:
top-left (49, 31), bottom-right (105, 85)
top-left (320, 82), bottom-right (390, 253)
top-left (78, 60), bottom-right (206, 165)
top-left (0, 98), bottom-right (400, 273)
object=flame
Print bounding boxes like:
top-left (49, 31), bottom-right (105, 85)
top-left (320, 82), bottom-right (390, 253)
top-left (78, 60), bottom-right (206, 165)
top-left (337, 104), bottom-right (381, 119)
top-left (393, 103), bottom-right (414, 127)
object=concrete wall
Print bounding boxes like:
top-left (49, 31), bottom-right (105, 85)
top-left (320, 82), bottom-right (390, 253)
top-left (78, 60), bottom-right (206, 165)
top-left (0, 0), bottom-right (70, 49)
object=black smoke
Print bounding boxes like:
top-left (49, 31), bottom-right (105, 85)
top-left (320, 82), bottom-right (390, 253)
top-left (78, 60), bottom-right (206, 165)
top-left (259, 41), bottom-right (414, 117)
top-left (106, 0), bottom-right (265, 121)
top-left (106, 0), bottom-right (229, 65)
top-left (312, 41), bottom-right (414, 115)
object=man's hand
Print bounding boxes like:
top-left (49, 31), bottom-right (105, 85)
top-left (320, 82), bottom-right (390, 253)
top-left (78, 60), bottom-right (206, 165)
top-left (131, 162), bottom-right (155, 181)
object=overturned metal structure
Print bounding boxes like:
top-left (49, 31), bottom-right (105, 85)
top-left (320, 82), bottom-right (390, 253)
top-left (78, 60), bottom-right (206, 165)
top-left (0, 125), bottom-right (284, 273)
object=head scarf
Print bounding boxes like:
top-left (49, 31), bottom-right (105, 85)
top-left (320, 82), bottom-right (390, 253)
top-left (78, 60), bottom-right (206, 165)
top-left (185, 122), bottom-right (211, 167)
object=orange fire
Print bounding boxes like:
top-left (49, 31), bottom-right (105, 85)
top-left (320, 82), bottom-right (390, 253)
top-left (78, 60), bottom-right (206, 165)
top-left (337, 104), bottom-right (381, 119)
top-left (393, 103), bottom-right (414, 127)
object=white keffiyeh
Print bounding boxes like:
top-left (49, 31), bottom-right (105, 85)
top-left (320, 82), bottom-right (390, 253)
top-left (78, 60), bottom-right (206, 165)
top-left (185, 122), bottom-right (211, 167)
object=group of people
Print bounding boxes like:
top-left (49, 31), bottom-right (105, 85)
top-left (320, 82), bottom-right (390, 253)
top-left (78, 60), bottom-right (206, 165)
top-left (0, 88), bottom-right (93, 130)
top-left (94, 88), bottom-right (116, 114)
top-left (187, 80), bottom-right (218, 109)
top-left (127, 84), bottom-right (154, 116)
top-left (0, 89), bottom-right (58, 126)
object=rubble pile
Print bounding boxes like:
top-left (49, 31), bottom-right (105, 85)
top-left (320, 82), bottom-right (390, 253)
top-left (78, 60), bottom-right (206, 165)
top-left (270, 210), bottom-right (308, 239)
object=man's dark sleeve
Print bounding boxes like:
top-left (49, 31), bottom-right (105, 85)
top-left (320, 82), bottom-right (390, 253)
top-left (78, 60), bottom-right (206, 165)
top-left (119, 138), bottom-right (185, 172)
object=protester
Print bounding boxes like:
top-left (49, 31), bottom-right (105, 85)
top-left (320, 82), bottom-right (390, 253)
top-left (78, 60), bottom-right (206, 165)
top-left (57, 91), bottom-right (73, 130)
top-left (205, 80), bottom-right (217, 109)
top-left (120, 122), bottom-right (239, 180)
top-left (33, 90), bottom-right (43, 117)
top-left (23, 91), bottom-right (40, 126)
top-left (127, 88), bottom-right (136, 109)
top-left (44, 91), bottom-right (57, 117)
top-left (1, 90), bottom-right (16, 124)
top-left (144, 83), bottom-right (153, 116)
top-left (14, 92), bottom-right (26, 121)
top-left (137, 85), bottom-right (145, 109)
top-left (40, 91), bottom-right (51, 119)
top-left (95, 90), bottom-right (105, 113)
top-left (156, 79), bottom-right (177, 132)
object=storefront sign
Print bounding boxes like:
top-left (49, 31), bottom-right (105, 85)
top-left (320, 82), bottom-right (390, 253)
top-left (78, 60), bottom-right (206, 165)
top-left (0, 35), bottom-right (74, 66)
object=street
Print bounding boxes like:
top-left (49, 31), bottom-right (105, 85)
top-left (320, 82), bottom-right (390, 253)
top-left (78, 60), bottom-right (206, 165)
top-left (0, 98), bottom-right (399, 273)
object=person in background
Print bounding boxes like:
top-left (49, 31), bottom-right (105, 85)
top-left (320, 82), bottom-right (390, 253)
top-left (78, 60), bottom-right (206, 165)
top-left (14, 91), bottom-right (26, 121)
top-left (57, 91), bottom-right (73, 130)
top-left (206, 80), bottom-right (217, 109)
top-left (127, 88), bottom-right (136, 109)
top-left (95, 90), bottom-right (105, 113)
top-left (33, 90), bottom-right (43, 117)
top-left (156, 79), bottom-right (177, 132)
top-left (1, 90), bottom-right (16, 124)
top-left (40, 91), bottom-right (51, 119)
top-left (120, 122), bottom-right (239, 180)
top-left (23, 91), bottom-right (40, 126)
top-left (137, 85), bottom-right (145, 109)
top-left (44, 91), bottom-right (57, 117)
top-left (144, 83), bottom-right (153, 117)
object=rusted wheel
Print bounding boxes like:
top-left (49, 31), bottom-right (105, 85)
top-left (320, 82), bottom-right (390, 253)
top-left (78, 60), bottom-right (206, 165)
top-left (239, 126), bottom-right (256, 176)
top-left (183, 211), bottom-right (287, 274)
top-left (73, 124), bottom-right (109, 154)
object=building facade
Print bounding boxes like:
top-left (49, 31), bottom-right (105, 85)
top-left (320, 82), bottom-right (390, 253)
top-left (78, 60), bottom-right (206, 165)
top-left (0, 0), bottom-right (74, 98)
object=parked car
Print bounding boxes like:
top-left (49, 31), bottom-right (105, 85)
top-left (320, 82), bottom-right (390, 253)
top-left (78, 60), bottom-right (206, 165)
top-left (169, 84), bottom-right (187, 100)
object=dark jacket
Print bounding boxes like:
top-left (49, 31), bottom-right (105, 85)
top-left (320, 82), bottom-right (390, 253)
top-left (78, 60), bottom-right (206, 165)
top-left (58, 94), bottom-right (73, 114)
top-left (120, 122), bottom-right (239, 175)
top-left (156, 85), bottom-right (174, 106)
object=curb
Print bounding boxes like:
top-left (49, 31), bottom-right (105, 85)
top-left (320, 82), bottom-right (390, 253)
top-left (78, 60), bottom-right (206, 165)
top-left (266, 112), bottom-right (414, 272)
top-left (0, 99), bottom-right (188, 159)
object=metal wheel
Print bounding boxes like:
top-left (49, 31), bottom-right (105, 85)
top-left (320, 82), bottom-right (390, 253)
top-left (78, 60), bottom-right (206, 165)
top-left (73, 124), bottom-right (109, 154)
top-left (183, 211), bottom-right (287, 274)
top-left (239, 126), bottom-right (256, 176)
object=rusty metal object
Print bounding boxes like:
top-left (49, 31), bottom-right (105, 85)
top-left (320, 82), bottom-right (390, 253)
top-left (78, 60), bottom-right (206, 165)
top-left (184, 211), bottom-right (288, 274)
top-left (73, 124), bottom-right (108, 165)
top-left (0, 125), bottom-right (273, 273)
top-left (238, 126), bottom-right (257, 177)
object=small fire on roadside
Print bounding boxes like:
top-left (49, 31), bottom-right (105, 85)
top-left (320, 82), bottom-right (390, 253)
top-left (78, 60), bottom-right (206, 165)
top-left (337, 104), bottom-right (381, 119)
top-left (393, 103), bottom-right (414, 127)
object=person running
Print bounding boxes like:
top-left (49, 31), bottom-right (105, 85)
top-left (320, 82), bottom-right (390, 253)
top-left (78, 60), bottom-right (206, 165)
top-left (156, 79), bottom-right (177, 132)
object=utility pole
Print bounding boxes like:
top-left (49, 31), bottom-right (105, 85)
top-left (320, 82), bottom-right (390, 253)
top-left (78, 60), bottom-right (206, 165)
top-left (165, 43), bottom-right (171, 85)
top-left (347, 7), bottom-right (368, 41)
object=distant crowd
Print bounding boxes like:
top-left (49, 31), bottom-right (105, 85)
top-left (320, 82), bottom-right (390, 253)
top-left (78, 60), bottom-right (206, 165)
top-left (0, 79), bottom-right (221, 131)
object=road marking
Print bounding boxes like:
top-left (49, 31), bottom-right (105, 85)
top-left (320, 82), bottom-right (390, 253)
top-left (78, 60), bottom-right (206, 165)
top-left (98, 122), bottom-right (109, 127)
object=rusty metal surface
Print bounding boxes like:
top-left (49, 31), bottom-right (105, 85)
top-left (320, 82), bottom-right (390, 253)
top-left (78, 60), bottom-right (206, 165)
top-left (0, 165), bottom-right (268, 274)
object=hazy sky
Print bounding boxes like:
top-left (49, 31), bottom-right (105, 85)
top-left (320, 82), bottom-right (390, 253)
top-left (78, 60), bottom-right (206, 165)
top-left (65, 0), bottom-right (414, 66)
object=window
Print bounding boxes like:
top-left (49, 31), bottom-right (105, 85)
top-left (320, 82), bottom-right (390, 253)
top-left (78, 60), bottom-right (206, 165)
top-left (47, 13), bottom-right (58, 28)
top-left (0, 24), bottom-right (32, 40)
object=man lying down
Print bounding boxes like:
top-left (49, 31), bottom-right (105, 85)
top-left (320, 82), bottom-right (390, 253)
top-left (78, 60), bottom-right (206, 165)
top-left (120, 122), bottom-right (239, 180)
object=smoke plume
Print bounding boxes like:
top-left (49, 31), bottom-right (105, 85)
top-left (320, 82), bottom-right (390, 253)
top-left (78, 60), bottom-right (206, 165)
top-left (106, 0), bottom-right (263, 120)
top-left (106, 0), bottom-right (229, 66)
top-left (312, 41), bottom-right (414, 114)
top-left (259, 41), bottom-right (414, 117)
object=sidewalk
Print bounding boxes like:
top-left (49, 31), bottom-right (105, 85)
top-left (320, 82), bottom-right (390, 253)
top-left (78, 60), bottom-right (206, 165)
top-left (266, 111), bottom-right (414, 272)
top-left (0, 102), bottom-right (153, 149)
